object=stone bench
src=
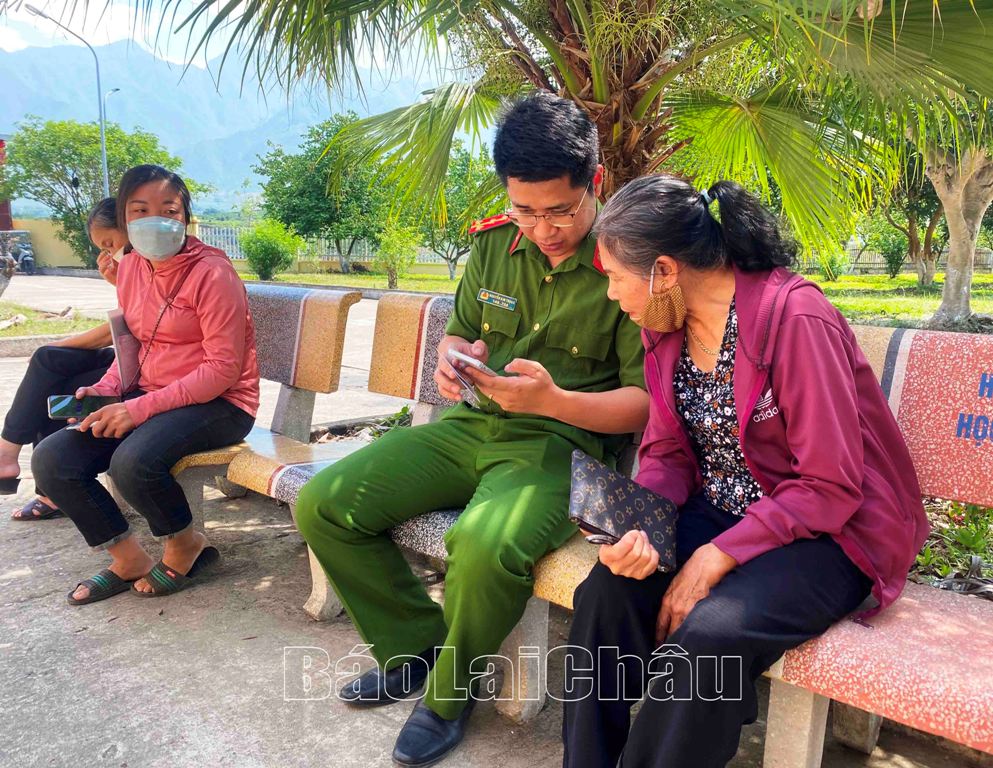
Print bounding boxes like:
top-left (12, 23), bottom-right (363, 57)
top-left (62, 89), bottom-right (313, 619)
top-left (168, 283), bottom-right (362, 529)
top-left (229, 292), bottom-right (993, 761)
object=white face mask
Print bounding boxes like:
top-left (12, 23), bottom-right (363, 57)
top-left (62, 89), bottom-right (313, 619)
top-left (111, 246), bottom-right (126, 263)
top-left (127, 216), bottom-right (186, 261)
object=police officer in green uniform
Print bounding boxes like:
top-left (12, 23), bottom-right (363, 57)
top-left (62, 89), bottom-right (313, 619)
top-left (294, 92), bottom-right (648, 767)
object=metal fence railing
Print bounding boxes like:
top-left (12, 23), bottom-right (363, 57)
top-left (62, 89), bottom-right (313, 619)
top-left (198, 224), bottom-right (446, 264)
top-left (800, 246), bottom-right (993, 275)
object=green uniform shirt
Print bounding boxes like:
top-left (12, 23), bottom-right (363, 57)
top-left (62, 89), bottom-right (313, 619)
top-left (446, 218), bottom-right (645, 456)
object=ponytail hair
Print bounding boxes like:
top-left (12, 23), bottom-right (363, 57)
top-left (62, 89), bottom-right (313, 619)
top-left (86, 197), bottom-right (118, 233)
top-left (593, 175), bottom-right (796, 274)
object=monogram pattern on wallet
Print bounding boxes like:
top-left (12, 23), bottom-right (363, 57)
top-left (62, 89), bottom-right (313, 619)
top-left (568, 450), bottom-right (679, 572)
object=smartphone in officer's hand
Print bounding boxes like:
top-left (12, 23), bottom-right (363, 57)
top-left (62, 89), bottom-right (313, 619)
top-left (47, 394), bottom-right (121, 420)
top-left (446, 349), bottom-right (499, 377)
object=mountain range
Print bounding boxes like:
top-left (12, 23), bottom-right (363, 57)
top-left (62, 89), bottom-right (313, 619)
top-left (0, 41), bottom-right (433, 210)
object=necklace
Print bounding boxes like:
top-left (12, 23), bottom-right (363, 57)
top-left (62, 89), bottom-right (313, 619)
top-left (687, 322), bottom-right (720, 356)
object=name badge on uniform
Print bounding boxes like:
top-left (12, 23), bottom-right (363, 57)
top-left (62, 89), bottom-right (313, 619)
top-left (477, 288), bottom-right (518, 312)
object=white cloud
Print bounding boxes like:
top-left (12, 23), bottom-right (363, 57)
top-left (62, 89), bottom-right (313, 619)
top-left (0, 23), bottom-right (29, 51)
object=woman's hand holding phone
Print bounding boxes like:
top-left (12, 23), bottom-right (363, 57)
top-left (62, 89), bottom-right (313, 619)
top-left (72, 387), bottom-right (136, 438)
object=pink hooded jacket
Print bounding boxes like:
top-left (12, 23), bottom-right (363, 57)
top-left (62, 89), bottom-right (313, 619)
top-left (637, 265), bottom-right (929, 618)
top-left (93, 236), bottom-right (260, 426)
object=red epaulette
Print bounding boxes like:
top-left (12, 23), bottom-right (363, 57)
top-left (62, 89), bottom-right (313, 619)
top-left (468, 213), bottom-right (512, 236)
top-left (592, 243), bottom-right (605, 274)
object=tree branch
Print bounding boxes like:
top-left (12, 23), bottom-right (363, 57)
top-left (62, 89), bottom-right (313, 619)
top-left (489, 10), bottom-right (554, 91)
top-left (923, 203), bottom-right (944, 254)
top-left (883, 208), bottom-right (911, 238)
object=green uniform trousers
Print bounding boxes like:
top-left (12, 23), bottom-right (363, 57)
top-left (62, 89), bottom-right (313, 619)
top-left (295, 404), bottom-right (603, 719)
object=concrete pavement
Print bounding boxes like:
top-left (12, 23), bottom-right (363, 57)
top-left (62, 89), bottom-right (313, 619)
top-left (0, 276), bottom-right (974, 768)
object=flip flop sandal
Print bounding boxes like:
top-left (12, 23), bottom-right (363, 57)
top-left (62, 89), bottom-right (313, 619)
top-left (0, 477), bottom-right (20, 495)
top-left (67, 569), bottom-right (135, 606)
top-left (11, 498), bottom-right (63, 521)
top-left (131, 546), bottom-right (221, 598)
top-left (932, 556), bottom-right (993, 601)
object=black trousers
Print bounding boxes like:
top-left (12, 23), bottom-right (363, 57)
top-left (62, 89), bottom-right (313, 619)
top-left (561, 494), bottom-right (873, 768)
top-left (2, 345), bottom-right (115, 447)
top-left (31, 395), bottom-right (254, 548)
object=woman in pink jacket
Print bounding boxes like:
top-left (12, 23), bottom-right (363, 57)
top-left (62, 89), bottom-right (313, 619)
top-left (32, 165), bottom-right (260, 605)
top-left (561, 175), bottom-right (929, 768)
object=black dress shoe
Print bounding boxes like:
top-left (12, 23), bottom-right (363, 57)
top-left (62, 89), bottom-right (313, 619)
top-left (392, 698), bottom-right (476, 767)
top-left (338, 648), bottom-right (436, 708)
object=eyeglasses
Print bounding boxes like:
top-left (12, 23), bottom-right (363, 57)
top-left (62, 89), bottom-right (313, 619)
top-left (506, 186), bottom-right (591, 229)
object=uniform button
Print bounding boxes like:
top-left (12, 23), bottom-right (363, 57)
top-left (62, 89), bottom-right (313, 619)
top-left (571, 346), bottom-right (579, 355)
top-left (533, 322), bottom-right (541, 331)
top-left (483, 322), bottom-right (490, 332)
top-left (544, 275), bottom-right (553, 283)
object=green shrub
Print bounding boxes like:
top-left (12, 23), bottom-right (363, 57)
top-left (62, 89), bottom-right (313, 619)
top-left (817, 250), bottom-right (850, 281)
top-left (239, 219), bottom-right (304, 281)
top-left (374, 224), bottom-right (420, 289)
top-left (874, 228), bottom-right (909, 279)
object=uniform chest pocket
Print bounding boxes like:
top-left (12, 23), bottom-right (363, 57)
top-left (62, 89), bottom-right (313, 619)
top-left (546, 323), bottom-right (612, 362)
top-left (481, 304), bottom-right (521, 339)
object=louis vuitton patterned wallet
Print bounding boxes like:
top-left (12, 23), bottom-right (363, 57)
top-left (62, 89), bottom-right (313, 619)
top-left (568, 450), bottom-right (678, 572)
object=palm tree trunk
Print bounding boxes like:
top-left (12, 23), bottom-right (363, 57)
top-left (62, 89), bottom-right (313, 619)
top-left (924, 147), bottom-right (993, 325)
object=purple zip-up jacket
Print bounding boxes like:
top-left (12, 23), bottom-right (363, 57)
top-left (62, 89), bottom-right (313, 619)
top-left (637, 265), bottom-right (929, 618)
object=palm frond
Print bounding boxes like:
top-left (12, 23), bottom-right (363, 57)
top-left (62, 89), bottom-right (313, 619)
top-left (327, 81), bottom-right (505, 225)
top-left (718, 0), bottom-right (993, 106)
top-left (666, 83), bottom-right (895, 259)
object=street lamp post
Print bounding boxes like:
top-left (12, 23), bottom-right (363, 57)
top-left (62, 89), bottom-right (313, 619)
top-left (25, 5), bottom-right (111, 197)
top-left (104, 87), bottom-right (121, 126)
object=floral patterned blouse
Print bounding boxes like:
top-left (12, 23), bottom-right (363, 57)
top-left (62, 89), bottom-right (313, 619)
top-left (673, 299), bottom-right (765, 516)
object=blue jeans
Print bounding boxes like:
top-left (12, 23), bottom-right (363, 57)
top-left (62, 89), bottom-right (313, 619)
top-left (31, 395), bottom-right (254, 548)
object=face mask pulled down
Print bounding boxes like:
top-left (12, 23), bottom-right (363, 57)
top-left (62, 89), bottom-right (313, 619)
top-left (636, 268), bottom-right (687, 333)
top-left (127, 216), bottom-right (186, 262)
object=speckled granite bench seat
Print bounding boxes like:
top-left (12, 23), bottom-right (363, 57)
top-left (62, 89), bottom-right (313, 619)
top-left (170, 284), bottom-right (361, 528)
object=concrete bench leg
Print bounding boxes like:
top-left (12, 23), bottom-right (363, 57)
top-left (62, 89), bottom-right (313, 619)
top-left (832, 702), bottom-right (882, 754)
top-left (288, 504), bottom-right (344, 621)
top-left (176, 466), bottom-right (214, 532)
top-left (495, 596), bottom-right (549, 724)
top-left (215, 476), bottom-right (248, 499)
top-left (763, 677), bottom-right (829, 768)
top-left (105, 475), bottom-right (136, 519)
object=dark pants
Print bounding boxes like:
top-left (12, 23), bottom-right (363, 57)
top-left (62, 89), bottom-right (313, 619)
top-left (31, 396), bottom-right (254, 549)
top-left (2, 345), bottom-right (115, 447)
top-left (561, 494), bottom-right (873, 768)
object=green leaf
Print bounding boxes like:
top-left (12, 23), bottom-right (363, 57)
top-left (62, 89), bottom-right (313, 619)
top-left (666, 84), bottom-right (893, 262)
top-left (327, 81), bottom-right (504, 225)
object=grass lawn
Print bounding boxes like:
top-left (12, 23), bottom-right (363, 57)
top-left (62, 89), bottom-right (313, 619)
top-left (809, 272), bottom-right (993, 327)
top-left (0, 302), bottom-right (101, 338)
top-left (244, 269), bottom-right (993, 328)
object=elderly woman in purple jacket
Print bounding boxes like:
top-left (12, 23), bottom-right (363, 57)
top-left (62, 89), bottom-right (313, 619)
top-left (562, 175), bottom-right (929, 768)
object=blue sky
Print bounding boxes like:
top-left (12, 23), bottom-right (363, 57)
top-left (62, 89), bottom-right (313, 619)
top-left (0, 0), bottom-right (231, 66)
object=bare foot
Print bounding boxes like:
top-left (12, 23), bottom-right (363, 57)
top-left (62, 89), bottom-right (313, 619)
top-left (132, 530), bottom-right (209, 594)
top-left (71, 553), bottom-right (155, 602)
